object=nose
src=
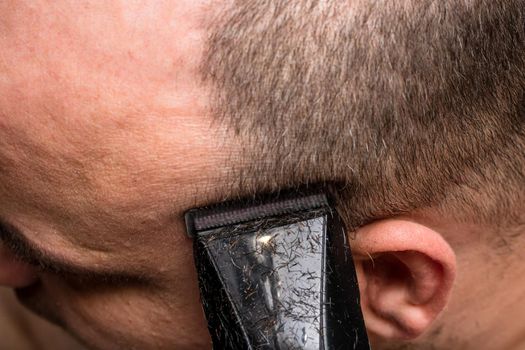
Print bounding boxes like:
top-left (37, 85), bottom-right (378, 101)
top-left (0, 242), bottom-right (38, 288)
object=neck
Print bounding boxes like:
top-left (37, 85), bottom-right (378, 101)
top-left (469, 250), bottom-right (525, 350)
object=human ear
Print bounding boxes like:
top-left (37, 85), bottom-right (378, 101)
top-left (351, 219), bottom-right (456, 341)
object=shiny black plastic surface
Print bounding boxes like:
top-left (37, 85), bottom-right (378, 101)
top-left (192, 207), bottom-right (370, 350)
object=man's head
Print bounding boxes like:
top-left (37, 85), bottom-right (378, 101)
top-left (0, 1), bottom-right (523, 349)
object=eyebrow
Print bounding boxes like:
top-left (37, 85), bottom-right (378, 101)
top-left (0, 217), bottom-right (145, 284)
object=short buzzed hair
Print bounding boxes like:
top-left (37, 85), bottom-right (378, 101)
top-left (202, 0), bottom-right (525, 232)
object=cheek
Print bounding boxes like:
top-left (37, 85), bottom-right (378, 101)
top-left (21, 275), bottom-right (210, 350)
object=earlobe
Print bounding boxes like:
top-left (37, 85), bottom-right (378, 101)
top-left (352, 219), bottom-right (456, 341)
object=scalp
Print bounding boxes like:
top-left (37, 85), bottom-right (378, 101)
top-left (203, 0), bottom-right (525, 230)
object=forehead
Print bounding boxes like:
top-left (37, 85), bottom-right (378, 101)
top-left (0, 1), bottom-right (210, 112)
top-left (0, 1), bottom-right (237, 250)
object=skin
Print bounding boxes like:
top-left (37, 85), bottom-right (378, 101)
top-left (0, 2), bottom-right (524, 349)
top-left (0, 287), bottom-right (86, 349)
top-left (0, 1), bottom-right (228, 349)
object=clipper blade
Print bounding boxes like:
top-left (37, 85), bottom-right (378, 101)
top-left (185, 192), bottom-right (329, 237)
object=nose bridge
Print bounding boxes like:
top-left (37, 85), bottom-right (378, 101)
top-left (0, 241), bottom-right (38, 288)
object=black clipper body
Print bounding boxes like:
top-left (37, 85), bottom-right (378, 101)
top-left (185, 191), bottom-right (370, 350)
